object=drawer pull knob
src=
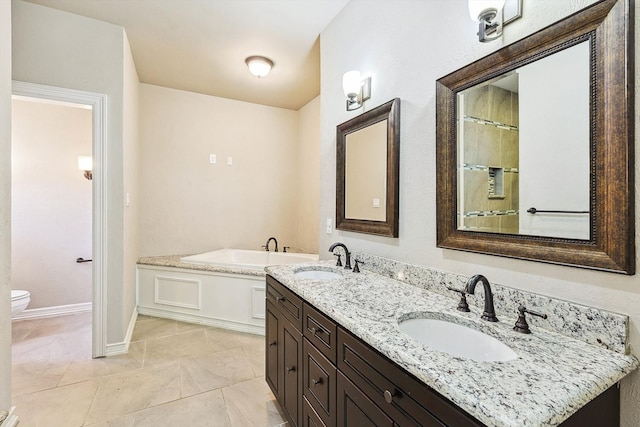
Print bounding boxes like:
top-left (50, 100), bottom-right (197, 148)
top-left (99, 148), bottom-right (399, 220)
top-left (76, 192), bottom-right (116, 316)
top-left (309, 326), bottom-right (323, 337)
top-left (286, 366), bottom-right (296, 373)
top-left (269, 341), bottom-right (277, 347)
top-left (384, 389), bottom-right (398, 404)
top-left (311, 378), bottom-right (323, 387)
top-left (276, 296), bottom-right (285, 303)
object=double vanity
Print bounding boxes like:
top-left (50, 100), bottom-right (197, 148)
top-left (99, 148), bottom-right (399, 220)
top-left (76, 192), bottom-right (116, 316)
top-left (265, 257), bottom-right (638, 427)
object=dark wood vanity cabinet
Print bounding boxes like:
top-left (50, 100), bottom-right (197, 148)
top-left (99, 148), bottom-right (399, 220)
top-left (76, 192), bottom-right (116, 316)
top-left (266, 276), bottom-right (304, 426)
top-left (266, 275), bottom-right (620, 427)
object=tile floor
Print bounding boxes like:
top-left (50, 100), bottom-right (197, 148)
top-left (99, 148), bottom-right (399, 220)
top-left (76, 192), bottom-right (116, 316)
top-left (11, 312), bottom-right (286, 427)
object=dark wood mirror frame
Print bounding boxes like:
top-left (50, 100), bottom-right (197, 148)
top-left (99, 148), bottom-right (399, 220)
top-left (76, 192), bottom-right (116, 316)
top-left (436, 0), bottom-right (635, 274)
top-left (336, 98), bottom-right (400, 237)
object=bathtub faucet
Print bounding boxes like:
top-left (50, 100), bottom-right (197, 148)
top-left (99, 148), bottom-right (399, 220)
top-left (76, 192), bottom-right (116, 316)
top-left (329, 242), bottom-right (351, 270)
top-left (263, 237), bottom-right (279, 252)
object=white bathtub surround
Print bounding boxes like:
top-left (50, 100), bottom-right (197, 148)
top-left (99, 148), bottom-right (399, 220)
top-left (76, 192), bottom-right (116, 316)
top-left (179, 249), bottom-right (319, 270)
top-left (137, 250), bottom-right (319, 335)
top-left (350, 251), bottom-right (630, 354)
top-left (265, 261), bottom-right (638, 427)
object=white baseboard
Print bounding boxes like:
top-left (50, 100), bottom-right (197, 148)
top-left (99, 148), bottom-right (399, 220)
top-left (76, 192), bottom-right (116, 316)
top-left (137, 306), bottom-right (265, 336)
top-left (105, 307), bottom-right (138, 357)
top-left (2, 406), bottom-right (19, 427)
top-left (12, 302), bottom-right (92, 321)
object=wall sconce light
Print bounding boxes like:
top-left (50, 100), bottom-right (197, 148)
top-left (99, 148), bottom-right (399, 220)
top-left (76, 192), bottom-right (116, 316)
top-left (245, 56), bottom-right (274, 78)
top-left (78, 156), bottom-right (93, 180)
top-left (342, 71), bottom-right (371, 111)
top-left (469, 0), bottom-right (522, 43)
top-left (469, 0), bottom-right (505, 42)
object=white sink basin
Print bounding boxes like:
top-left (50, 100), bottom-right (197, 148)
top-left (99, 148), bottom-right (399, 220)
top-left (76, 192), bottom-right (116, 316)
top-left (398, 317), bottom-right (517, 362)
top-left (294, 269), bottom-right (342, 280)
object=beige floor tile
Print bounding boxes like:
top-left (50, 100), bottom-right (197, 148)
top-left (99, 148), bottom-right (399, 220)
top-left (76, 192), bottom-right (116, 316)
top-left (242, 341), bottom-right (266, 377)
top-left (205, 327), bottom-right (264, 352)
top-left (84, 362), bottom-right (181, 424)
top-left (59, 341), bottom-right (146, 387)
top-left (84, 418), bottom-right (135, 427)
top-left (12, 313), bottom-right (285, 427)
top-left (12, 379), bottom-right (98, 427)
top-left (179, 347), bottom-right (257, 397)
top-left (11, 332), bottom-right (84, 396)
top-left (130, 317), bottom-right (177, 342)
top-left (222, 377), bottom-right (283, 427)
top-left (143, 329), bottom-right (211, 366)
top-left (175, 320), bottom-right (212, 334)
top-left (87, 389), bottom-right (231, 427)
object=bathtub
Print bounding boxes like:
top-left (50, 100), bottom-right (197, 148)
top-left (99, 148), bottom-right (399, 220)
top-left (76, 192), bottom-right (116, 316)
top-left (180, 249), bottom-right (319, 270)
top-left (137, 249), bottom-right (319, 336)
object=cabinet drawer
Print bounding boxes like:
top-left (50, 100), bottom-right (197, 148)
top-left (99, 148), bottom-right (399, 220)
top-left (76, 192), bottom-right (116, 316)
top-left (338, 328), bottom-right (482, 427)
top-left (303, 303), bottom-right (338, 363)
top-left (303, 338), bottom-right (336, 426)
top-left (267, 275), bottom-right (303, 331)
top-left (303, 395), bottom-right (327, 427)
top-left (337, 371), bottom-right (394, 427)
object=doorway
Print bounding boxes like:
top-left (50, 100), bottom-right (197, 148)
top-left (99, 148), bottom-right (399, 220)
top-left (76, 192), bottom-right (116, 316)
top-left (12, 81), bottom-right (107, 358)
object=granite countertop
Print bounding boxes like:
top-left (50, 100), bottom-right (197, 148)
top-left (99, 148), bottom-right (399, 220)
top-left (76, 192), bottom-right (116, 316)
top-left (137, 255), bottom-right (266, 277)
top-left (265, 261), bottom-right (639, 427)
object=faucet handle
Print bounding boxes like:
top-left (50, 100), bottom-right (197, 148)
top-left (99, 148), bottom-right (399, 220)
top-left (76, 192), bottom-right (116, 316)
top-left (353, 259), bottom-right (364, 273)
top-left (513, 305), bottom-right (548, 334)
top-left (446, 286), bottom-right (471, 312)
top-left (261, 244), bottom-right (269, 252)
top-left (334, 253), bottom-right (342, 267)
top-left (283, 246), bottom-right (290, 253)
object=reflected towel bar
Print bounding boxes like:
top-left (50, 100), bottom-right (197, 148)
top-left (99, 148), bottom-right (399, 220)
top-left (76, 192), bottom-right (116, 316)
top-left (526, 207), bottom-right (589, 214)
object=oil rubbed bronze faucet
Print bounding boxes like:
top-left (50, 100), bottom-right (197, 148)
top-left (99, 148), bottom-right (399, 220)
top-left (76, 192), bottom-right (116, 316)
top-left (464, 274), bottom-right (498, 322)
top-left (263, 237), bottom-right (278, 252)
top-left (329, 242), bottom-right (351, 270)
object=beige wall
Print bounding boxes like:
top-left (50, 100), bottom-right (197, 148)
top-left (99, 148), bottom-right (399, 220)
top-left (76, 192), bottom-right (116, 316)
top-left (296, 95), bottom-right (320, 253)
top-left (121, 31), bottom-right (140, 334)
top-left (139, 84), bottom-right (301, 256)
top-left (0, 0), bottom-right (12, 410)
top-left (12, 0), bottom-right (135, 344)
top-left (320, 1), bottom-right (640, 425)
top-left (11, 99), bottom-right (92, 309)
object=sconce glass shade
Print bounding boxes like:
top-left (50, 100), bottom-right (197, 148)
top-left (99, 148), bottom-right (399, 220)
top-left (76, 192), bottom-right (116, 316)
top-left (468, 0), bottom-right (505, 20)
top-left (78, 156), bottom-right (93, 172)
top-left (78, 155), bottom-right (93, 180)
top-left (342, 71), bottom-right (362, 99)
top-left (245, 56), bottom-right (274, 78)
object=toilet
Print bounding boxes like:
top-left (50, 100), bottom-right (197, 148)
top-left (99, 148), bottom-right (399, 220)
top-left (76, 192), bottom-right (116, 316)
top-left (11, 290), bottom-right (30, 317)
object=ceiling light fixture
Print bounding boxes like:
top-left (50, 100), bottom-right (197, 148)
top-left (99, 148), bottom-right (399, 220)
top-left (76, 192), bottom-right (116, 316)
top-left (245, 56), bottom-right (274, 78)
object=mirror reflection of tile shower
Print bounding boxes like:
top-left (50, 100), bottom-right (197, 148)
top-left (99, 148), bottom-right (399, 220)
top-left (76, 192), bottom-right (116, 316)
top-left (456, 40), bottom-right (590, 240)
top-left (458, 74), bottom-right (520, 234)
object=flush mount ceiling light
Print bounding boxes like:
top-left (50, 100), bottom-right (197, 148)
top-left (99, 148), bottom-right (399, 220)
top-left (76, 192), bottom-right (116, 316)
top-left (342, 70), bottom-right (372, 111)
top-left (469, 0), bottom-right (506, 42)
top-left (245, 56), bottom-right (274, 78)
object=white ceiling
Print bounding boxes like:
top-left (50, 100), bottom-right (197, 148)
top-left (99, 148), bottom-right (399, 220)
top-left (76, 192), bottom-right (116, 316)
top-left (23, 0), bottom-right (350, 110)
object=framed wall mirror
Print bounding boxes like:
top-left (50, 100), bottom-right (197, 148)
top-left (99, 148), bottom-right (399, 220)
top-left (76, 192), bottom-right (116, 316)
top-left (436, 0), bottom-right (634, 274)
top-left (336, 98), bottom-right (400, 237)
